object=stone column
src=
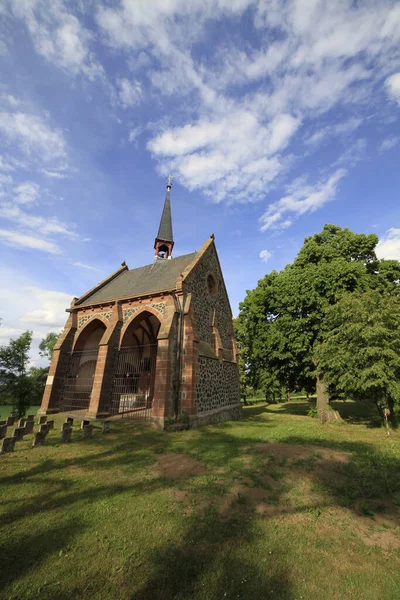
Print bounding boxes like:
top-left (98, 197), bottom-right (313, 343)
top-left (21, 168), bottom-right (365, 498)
top-left (38, 311), bottom-right (77, 415)
top-left (151, 300), bottom-right (178, 426)
top-left (180, 296), bottom-right (199, 418)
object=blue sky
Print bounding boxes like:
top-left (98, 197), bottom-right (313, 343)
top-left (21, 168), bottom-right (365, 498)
top-left (1, 0), bottom-right (400, 363)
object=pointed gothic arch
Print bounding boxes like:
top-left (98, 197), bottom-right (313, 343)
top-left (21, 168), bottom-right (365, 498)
top-left (111, 310), bottom-right (161, 416)
top-left (73, 317), bottom-right (108, 352)
top-left (119, 305), bottom-right (163, 346)
top-left (61, 318), bottom-right (107, 412)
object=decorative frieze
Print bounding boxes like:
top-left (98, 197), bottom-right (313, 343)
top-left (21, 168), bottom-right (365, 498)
top-left (150, 302), bottom-right (166, 316)
top-left (122, 307), bottom-right (140, 324)
top-left (122, 302), bottom-right (166, 324)
top-left (77, 311), bottom-right (113, 329)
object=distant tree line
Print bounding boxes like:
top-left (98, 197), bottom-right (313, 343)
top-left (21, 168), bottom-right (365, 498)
top-left (0, 329), bottom-right (59, 418)
top-left (235, 224), bottom-right (400, 428)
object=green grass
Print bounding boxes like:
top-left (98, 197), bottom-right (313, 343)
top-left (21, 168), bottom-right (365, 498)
top-left (1, 400), bottom-right (400, 600)
top-left (0, 406), bottom-right (40, 420)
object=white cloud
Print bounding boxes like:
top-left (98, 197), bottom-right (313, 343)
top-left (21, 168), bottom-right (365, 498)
top-left (268, 113), bottom-right (301, 154)
top-left (305, 118), bottom-right (362, 146)
top-left (385, 72), bottom-right (400, 105)
top-left (109, 0), bottom-right (397, 206)
top-left (0, 92), bottom-right (19, 106)
top-left (0, 203), bottom-right (78, 239)
top-left (6, 0), bottom-right (400, 225)
top-left (10, 0), bottom-right (104, 80)
top-left (0, 155), bottom-right (15, 171)
top-left (0, 270), bottom-right (72, 364)
top-left (332, 138), bottom-right (367, 169)
top-left (0, 176), bottom-right (78, 255)
top-left (376, 228), bottom-right (400, 261)
top-left (41, 169), bottom-right (69, 179)
top-left (128, 126), bottom-right (142, 145)
top-left (13, 181), bottom-right (40, 205)
top-left (148, 109), bottom-right (299, 202)
top-left (0, 111), bottom-right (66, 160)
top-left (259, 249), bottom-right (272, 263)
top-left (0, 228), bottom-right (61, 253)
top-left (73, 261), bottom-right (99, 271)
top-left (117, 78), bottom-right (143, 108)
top-left (259, 168), bottom-right (347, 231)
top-left (0, 173), bottom-right (13, 185)
top-left (21, 287), bottom-right (71, 327)
top-left (379, 137), bottom-right (400, 152)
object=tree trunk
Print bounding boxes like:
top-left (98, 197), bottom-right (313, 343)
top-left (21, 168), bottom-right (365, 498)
top-left (388, 398), bottom-right (398, 430)
top-left (316, 375), bottom-right (342, 423)
top-left (316, 376), bottom-right (329, 411)
top-left (375, 401), bottom-right (385, 425)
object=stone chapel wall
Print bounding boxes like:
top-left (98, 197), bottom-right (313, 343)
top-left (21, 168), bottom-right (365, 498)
top-left (184, 244), bottom-right (231, 348)
top-left (195, 356), bottom-right (240, 413)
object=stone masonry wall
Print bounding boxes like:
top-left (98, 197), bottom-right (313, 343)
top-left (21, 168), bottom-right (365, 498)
top-left (195, 356), bottom-right (240, 413)
top-left (185, 245), bottom-right (231, 348)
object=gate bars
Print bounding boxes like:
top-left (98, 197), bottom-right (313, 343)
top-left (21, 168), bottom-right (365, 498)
top-left (110, 344), bottom-right (158, 419)
top-left (59, 344), bottom-right (158, 419)
top-left (60, 348), bottom-right (99, 412)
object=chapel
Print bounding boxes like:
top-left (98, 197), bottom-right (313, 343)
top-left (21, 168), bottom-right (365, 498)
top-left (39, 180), bottom-right (241, 427)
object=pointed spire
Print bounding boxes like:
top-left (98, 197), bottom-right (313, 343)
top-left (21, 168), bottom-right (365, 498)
top-left (154, 177), bottom-right (175, 259)
top-left (157, 178), bottom-right (173, 243)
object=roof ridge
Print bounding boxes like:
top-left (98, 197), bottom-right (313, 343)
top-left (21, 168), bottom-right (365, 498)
top-left (76, 252), bottom-right (198, 307)
top-left (127, 251), bottom-right (197, 273)
top-left (76, 262), bottom-right (129, 305)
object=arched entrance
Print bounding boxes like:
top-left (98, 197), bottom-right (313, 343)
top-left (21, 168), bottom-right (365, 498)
top-left (61, 319), bottom-right (106, 412)
top-left (111, 311), bottom-right (160, 417)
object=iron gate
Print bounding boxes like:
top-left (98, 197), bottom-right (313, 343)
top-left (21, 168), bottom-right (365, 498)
top-left (111, 344), bottom-right (157, 419)
top-left (60, 348), bottom-right (99, 412)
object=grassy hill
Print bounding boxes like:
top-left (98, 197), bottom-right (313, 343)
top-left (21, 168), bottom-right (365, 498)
top-left (1, 401), bottom-right (399, 599)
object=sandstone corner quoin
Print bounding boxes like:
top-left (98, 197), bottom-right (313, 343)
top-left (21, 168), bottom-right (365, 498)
top-left (39, 181), bottom-right (241, 428)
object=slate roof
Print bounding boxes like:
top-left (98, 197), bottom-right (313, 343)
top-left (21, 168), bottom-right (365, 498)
top-left (77, 252), bottom-right (197, 306)
top-left (156, 187), bottom-right (173, 242)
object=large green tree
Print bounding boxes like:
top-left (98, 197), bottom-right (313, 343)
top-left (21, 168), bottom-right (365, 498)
top-left (0, 331), bottom-right (36, 417)
top-left (315, 290), bottom-right (400, 427)
top-left (236, 224), bottom-right (400, 419)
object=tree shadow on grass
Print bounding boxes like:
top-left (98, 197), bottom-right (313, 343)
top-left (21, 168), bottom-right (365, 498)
top-left (0, 421), bottom-right (296, 599)
top-left (262, 399), bottom-right (384, 428)
top-left (263, 401), bottom-right (311, 417)
top-left (130, 508), bottom-right (293, 600)
top-left (0, 520), bottom-right (82, 595)
top-left (242, 404), bottom-right (270, 418)
top-left (277, 434), bottom-right (400, 515)
top-left (1, 416), bottom-right (399, 598)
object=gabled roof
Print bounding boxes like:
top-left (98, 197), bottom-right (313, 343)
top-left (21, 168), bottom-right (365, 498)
top-left (76, 252), bottom-right (197, 306)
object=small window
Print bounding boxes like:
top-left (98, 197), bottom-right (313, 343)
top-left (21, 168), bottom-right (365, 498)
top-left (158, 244), bottom-right (169, 258)
top-left (206, 273), bottom-right (217, 297)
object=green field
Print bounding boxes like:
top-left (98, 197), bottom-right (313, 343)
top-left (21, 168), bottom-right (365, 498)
top-left (0, 406), bottom-right (40, 420)
top-left (1, 401), bottom-right (399, 600)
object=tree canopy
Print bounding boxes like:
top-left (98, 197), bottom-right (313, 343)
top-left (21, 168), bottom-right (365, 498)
top-left (315, 290), bottom-right (400, 426)
top-left (0, 331), bottom-right (36, 417)
top-left (39, 331), bottom-right (59, 361)
top-left (236, 224), bottom-right (400, 422)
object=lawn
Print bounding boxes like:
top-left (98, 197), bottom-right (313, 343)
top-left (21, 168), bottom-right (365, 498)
top-left (0, 406), bottom-right (40, 420)
top-left (1, 401), bottom-right (399, 600)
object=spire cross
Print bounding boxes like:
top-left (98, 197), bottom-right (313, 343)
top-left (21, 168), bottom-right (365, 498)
top-left (166, 175), bottom-right (173, 188)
